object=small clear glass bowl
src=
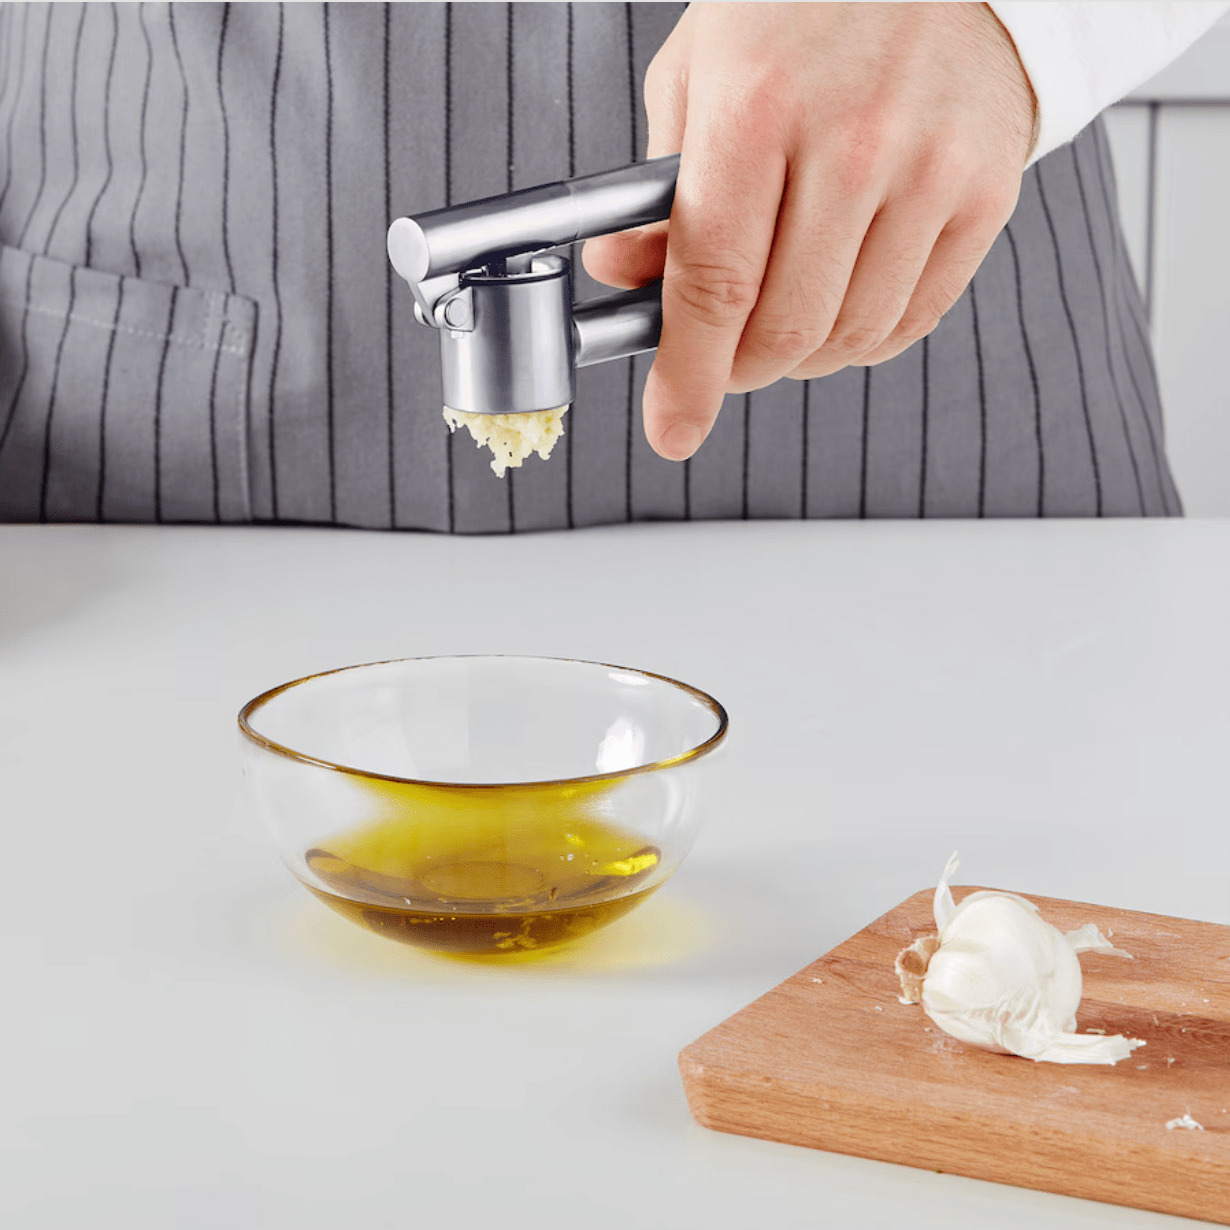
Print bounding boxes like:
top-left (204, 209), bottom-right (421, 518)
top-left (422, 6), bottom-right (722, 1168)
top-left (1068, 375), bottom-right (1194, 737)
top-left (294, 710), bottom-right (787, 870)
top-left (238, 656), bottom-right (727, 957)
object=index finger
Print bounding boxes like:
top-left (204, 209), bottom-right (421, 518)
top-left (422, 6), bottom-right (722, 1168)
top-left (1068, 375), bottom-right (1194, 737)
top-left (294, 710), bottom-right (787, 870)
top-left (644, 87), bottom-right (786, 460)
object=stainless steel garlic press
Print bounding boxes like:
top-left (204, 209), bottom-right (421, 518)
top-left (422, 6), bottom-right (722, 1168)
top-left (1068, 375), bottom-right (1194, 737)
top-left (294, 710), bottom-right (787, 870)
top-left (386, 155), bottom-right (679, 416)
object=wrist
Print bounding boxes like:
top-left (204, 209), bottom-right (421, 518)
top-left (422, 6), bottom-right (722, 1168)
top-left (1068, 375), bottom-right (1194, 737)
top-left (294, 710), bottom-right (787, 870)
top-left (976, 2), bottom-right (1040, 165)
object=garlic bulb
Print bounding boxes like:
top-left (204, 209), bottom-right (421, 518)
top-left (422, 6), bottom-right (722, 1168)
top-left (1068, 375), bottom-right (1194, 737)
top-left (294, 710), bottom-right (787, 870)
top-left (895, 854), bottom-right (1146, 1065)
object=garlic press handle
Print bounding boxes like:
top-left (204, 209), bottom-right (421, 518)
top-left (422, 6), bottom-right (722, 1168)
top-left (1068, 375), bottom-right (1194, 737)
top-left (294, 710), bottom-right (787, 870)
top-left (574, 282), bottom-right (663, 368)
top-left (388, 155), bottom-right (680, 297)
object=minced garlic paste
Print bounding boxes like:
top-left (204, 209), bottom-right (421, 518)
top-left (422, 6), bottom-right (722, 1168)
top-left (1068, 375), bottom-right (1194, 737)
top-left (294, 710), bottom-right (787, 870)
top-left (442, 404), bottom-right (570, 477)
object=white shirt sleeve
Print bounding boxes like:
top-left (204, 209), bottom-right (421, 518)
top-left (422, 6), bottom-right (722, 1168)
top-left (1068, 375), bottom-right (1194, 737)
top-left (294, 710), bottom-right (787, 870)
top-left (989, 2), bottom-right (1230, 164)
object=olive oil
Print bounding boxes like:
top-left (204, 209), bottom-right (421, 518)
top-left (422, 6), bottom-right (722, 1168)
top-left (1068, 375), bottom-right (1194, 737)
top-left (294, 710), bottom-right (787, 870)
top-left (302, 777), bottom-right (661, 956)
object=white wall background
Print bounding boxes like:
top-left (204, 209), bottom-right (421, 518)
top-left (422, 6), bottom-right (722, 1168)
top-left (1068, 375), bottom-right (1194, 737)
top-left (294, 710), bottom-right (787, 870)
top-left (1103, 14), bottom-right (1230, 516)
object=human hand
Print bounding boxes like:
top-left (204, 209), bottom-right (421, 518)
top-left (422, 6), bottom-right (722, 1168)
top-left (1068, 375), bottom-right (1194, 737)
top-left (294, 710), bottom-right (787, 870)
top-left (582, 3), bottom-right (1036, 461)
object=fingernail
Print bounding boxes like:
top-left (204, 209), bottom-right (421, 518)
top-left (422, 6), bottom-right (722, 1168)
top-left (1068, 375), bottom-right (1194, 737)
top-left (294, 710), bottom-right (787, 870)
top-left (657, 422), bottom-right (703, 460)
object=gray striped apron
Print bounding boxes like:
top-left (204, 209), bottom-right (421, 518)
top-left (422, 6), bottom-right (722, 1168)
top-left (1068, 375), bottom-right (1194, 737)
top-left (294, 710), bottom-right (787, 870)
top-left (0, 2), bottom-right (1181, 530)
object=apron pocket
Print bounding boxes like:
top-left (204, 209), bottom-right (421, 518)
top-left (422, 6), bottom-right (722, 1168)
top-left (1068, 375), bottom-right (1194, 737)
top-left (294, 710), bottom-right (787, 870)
top-left (0, 244), bottom-right (257, 523)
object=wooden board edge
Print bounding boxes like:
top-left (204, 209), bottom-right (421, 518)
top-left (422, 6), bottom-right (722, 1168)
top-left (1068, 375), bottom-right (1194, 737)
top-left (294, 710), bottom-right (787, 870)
top-left (889, 885), bottom-right (1230, 941)
top-left (677, 1050), bottom-right (1230, 1227)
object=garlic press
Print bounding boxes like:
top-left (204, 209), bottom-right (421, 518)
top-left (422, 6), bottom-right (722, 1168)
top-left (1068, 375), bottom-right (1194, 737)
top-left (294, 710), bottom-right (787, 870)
top-left (386, 155), bottom-right (679, 416)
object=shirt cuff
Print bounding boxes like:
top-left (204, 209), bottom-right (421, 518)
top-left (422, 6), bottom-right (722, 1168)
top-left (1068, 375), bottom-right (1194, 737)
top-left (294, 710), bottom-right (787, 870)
top-left (989, 2), bottom-right (1230, 164)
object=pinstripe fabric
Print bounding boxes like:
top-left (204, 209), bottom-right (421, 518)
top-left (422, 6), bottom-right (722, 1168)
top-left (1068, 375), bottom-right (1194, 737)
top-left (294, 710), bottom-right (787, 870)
top-left (0, 2), bottom-right (1179, 529)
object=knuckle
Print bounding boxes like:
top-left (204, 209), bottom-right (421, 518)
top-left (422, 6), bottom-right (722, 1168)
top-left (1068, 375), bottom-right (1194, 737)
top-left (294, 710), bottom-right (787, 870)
top-left (745, 320), bottom-right (825, 367)
top-left (894, 313), bottom-right (942, 344)
top-left (904, 145), bottom-right (966, 205)
top-left (942, 164), bottom-right (1022, 230)
top-left (724, 78), bottom-right (792, 142)
top-left (903, 144), bottom-right (1021, 227)
top-left (874, 263), bottom-right (924, 308)
top-left (866, 337), bottom-right (920, 368)
top-left (788, 355), bottom-right (842, 382)
top-left (897, 280), bottom-right (966, 339)
top-left (669, 260), bottom-right (760, 328)
top-left (965, 176), bottom-right (1020, 225)
top-left (932, 272), bottom-right (976, 313)
top-left (829, 111), bottom-right (896, 197)
top-left (824, 320), bottom-right (889, 359)
top-left (899, 290), bottom-right (957, 339)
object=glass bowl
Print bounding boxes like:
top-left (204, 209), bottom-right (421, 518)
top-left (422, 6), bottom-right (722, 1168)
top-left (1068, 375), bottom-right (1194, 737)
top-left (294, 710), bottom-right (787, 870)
top-left (238, 656), bottom-right (727, 957)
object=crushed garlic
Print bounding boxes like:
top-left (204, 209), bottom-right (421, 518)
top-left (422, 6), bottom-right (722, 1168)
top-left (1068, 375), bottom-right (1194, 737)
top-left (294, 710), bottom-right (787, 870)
top-left (443, 404), bottom-right (569, 477)
top-left (895, 854), bottom-right (1146, 1066)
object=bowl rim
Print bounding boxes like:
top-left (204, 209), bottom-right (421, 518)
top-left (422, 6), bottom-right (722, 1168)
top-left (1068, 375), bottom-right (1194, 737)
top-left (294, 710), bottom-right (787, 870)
top-left (237, 654), bottom-right (729, 790)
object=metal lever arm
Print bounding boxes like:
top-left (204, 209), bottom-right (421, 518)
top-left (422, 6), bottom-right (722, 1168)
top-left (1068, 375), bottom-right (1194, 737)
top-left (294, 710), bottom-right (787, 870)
top-left (388, 154), bottom-right (680, 288)
top-left (574, 283), bottom-right (663, 368)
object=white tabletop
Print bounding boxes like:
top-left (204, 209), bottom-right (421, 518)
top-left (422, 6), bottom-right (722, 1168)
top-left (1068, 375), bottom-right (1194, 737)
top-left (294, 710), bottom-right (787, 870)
top-left (3, 519), bottom-right (1227, 1229)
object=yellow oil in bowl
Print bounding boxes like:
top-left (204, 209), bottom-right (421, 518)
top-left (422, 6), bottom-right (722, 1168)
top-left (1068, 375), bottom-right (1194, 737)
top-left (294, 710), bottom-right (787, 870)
top-left (302, 777), bottom-right (661, 956)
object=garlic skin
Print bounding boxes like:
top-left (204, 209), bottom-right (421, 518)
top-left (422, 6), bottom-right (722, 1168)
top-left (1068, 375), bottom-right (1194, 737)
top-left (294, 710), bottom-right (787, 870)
top-left (897, 855), bottom-right (1146, 1065)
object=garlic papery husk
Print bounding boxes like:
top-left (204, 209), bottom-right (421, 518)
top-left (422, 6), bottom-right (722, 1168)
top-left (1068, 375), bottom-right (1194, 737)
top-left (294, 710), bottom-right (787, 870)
top-left (896, 854), bottom-right (1146, 1065)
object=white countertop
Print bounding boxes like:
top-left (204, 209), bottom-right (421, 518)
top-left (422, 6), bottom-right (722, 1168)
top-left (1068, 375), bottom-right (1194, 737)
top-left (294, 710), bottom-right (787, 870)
top-left (3, 519), bottom-right (1227, 1229)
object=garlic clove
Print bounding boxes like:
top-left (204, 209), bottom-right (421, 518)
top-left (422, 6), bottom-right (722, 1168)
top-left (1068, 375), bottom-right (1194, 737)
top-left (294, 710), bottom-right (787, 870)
top-left (894, 935), bottom-right (939, 1005)
top-left (926, 985), bottom-right (1144, 1064)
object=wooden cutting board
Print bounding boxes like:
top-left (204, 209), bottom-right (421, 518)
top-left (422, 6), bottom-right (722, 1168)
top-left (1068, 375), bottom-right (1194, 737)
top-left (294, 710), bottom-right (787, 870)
top-left (679, 888), bottom-right (1230, 1224)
